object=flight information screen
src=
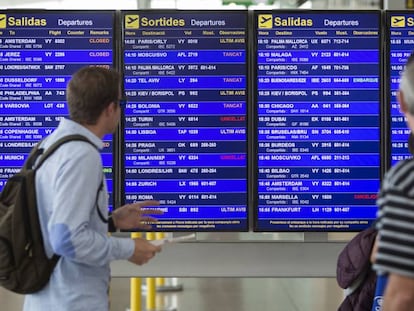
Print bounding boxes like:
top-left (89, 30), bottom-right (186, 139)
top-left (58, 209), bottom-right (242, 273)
top-left (255, 11), bottom-right (381, 231)
top-left (387, 12), bottom-right (414, 166)
top-left (0, 11), bottom-right (115, 208)
top-left (122, 11), bottom-right (248, 231)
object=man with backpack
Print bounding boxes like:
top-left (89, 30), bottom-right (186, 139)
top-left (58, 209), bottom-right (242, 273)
top-left (372, 53), bottom-right (414, 310)
top-left (23, 66), bottom-right (162, 311)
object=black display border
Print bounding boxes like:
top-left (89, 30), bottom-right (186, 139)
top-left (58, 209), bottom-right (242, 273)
top-left (383, 11), bottom-right (414, 172)
top-left (252, 9), bottom-right (384, 232)
top-left (118, 9), bottom-right (250, 232)
top-left (0, 8), bottom-right (118, 217)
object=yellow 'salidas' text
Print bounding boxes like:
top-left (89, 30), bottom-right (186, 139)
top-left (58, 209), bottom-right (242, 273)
top-left (8, 16), bottom-right (47, 26)
top-left (274, 17), bottom-right (313, 27)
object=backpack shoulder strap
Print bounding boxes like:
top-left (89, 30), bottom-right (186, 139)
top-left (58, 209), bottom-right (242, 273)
top-left (95, 177), bottom-right (108, 223)
top-left (31, 134), bottom-right (107, 222)
top-left (24, 140), bottom-right (47, 170)
top-left (34, 134), bottom-right (97, 169)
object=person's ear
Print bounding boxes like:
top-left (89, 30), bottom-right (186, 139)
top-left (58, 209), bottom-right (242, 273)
top-left (105, 102), bottom-right (117, 115)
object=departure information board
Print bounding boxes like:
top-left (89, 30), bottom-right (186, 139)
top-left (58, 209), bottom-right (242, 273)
top-left (0, 11), bottom-right (115, 209)
top-left (255, 11), bottom-right (381, 231)
top-left (122, 11), bottom-right (248, 231)
top-left (387, 12), bottom-right (414, 166)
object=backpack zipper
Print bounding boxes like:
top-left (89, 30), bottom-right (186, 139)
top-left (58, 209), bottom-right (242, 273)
top-left (25, 242), bottom-right (33, 257)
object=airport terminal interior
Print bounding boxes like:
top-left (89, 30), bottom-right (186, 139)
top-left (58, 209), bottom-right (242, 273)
top-left (1, 277), bottom-right (345, 311)
top-left (1, 0), bottom-right (412, 310)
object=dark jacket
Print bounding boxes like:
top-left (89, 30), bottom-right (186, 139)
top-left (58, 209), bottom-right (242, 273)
top-left (336, 227), bottom-right (378, 311)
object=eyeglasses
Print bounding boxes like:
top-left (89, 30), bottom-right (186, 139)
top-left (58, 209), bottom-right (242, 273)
top-left (117, 98), bottom-right (127, 109)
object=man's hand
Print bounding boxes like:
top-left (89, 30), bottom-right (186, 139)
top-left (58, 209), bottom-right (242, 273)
top-left (112, 200), bottom-right (163, 230)
top-left (128, 238), bottom-right (162, 265)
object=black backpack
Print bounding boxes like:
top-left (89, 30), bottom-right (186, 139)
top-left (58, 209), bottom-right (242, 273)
top-left (0, 134), bottom-right (96, 294)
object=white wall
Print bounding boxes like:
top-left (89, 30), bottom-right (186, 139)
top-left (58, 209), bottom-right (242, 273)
top-left (1, 0), bottom-right (381, 10)
top-left (1, 0), bottom-right (138, 9)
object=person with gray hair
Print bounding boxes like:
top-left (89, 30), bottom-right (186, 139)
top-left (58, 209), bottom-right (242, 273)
top-left (372, 53), bottom-right (414, 310)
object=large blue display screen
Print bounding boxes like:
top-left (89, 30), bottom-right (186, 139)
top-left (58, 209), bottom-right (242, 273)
top-left (387, 12), bottom-right (414, 166)
top-left (0, 11), bottom-right (115, 209)
top-left (255, 11), bottom-right (381, 231)
top-left (122, 11), bottom-right (248, 231)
